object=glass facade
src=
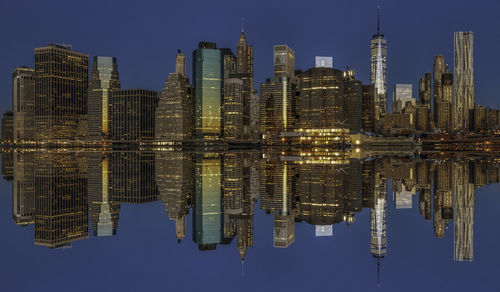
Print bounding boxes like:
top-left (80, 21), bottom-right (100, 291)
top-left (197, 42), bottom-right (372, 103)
top-left (193, 44), bottom-right (223, 140)
top-left (88, 56), bottom-right (121, 140)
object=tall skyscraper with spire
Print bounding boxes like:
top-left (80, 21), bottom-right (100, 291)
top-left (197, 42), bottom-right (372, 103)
top-left (370, 7), bottom-right (387, 121)
top-left (235, 24), bottom-right (255, 140)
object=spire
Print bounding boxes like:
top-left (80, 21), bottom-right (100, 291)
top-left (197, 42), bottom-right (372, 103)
top-left (241, 259), bottom-right (245, 276)
top-left (241, 17), bottom-right (244, 33)
top-left (377, 6), bottom-right (381, 35)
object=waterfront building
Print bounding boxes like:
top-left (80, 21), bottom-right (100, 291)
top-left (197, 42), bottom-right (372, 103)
top-left (453, 32), bottom-right (474, 132)
top-left (156, 51), bottom-right (192, 142)
top-left (362, 85), bottom-right (375, 132)
top-left (2, 111), bottom-right (13, 142)
top-left (88, 56), bottom-right (121, 140)
top-left (370, 8), bottom-right (387, 120)
top-left (34, 44), bottom-right (88, 140)
top-left (12, 67), bottom-right (35, 142)
top-left (193, 42), bottom-right (223, 140)
top-left (223, 78), bottom-right (244, 140)
top-left (299, 66), bottom-right (344, 130)
top-left (111, 89), bottom-right (158, 141)
top-left (393, 84), bottom-right (414, 112)
top-left (343, 69), bottom-right (363, 133)
top-left (433, 55), bottom-right (445, 122)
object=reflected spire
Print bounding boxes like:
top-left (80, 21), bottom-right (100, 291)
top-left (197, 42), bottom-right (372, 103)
top-left (377, 257), bottom-right (381, 288)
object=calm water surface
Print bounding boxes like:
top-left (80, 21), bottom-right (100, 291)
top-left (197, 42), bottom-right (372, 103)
top-left (1, 151), bottom-right (499, 292)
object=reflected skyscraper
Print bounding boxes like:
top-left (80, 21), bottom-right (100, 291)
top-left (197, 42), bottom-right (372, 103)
top-left (12, 152), bottom-right (34, 225)
top-left (370, 7), bottom-right (387, 120)
top-left (452, 161), bottom-right (474, 261)
top-left (88, 153), bottom-right (120, 236)
top-left (156, 152), bottom-right (193, 241)
top-left (34, 153), bottom-right (88, 248)
top-left (193, 153), bottom-right (223, 249)
top-left (88, 56), bottom-right (121, 140)
top-left (110, 152), bottom-right (158, 204)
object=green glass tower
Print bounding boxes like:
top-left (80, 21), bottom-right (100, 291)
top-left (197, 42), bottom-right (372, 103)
top-left (193, 42), bottom-right (223, 140)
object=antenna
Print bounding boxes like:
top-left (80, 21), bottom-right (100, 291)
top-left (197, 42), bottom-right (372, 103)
top-left (241, 259), bottom-right (245, 276)
top-left (377, 6), bottom-right (381, 35)
top-left (241, 17), bottom-right (245, 33)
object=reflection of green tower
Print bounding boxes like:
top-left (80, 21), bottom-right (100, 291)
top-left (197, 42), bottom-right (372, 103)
top-left (88, 153), bottom-right (120, 237)
top-left (193, 154), bottom-right (223, 250)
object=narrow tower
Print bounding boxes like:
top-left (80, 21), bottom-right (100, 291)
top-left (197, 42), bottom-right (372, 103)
top-left (370, 7), bottom-right (387, 121)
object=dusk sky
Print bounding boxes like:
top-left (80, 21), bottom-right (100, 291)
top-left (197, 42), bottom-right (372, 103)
top-left (0, 0), bottom-right (499, 114)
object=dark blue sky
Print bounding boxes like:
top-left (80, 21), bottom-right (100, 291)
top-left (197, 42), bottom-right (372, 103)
top-left (0, 0), bottom-right (499, 112)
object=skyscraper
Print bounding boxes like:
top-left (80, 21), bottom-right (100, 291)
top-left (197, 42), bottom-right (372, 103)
top-left (436, 65), bottom-right (453, 132)
top-left (223, 78), bottom-right (244, 140)
top-left (88, 56), bottom-right (121, 140)
top-left (370, 8), bottom-right (387, 120)
top-left (273, 45), bottom-right (295, 78)
top-left (235, 29), bottom-right (255, 140)
top-left (1, 111), bottom-right (13, 142)
top-left (343, 69), bottom-right (363, 133)
top-left (12, 67), bottom-right (35, 142)
top-left (453, 31), bottom-right (474, 132)
top-left (418, 73), bottom-right (432, 105)
top-left (34, 44), bottom-right (88, 140)
top-left (393, 84), bottom-right (414, 112)
top-left (111, 89), bottom-right (158, 142)
top-left (299, 66), bottom-right (344, 129)
top-left (193, 42), bottom-right (223, 140)
top-left (362, 85), bottom-right (375, 132)
top-left (433, 55), bottom-right (445, 122)
top-left (156, 51), bottom-right (192, 142)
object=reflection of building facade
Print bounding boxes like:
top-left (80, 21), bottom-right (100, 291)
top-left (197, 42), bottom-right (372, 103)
top-left (193, 154), bottom-right (223, 249)
top-left (452, 162), bottom-right (474, 261)
top-left (34, 153), bottom-right (88, 248)
top-left (88, 153), bottom-right (120, 236)
top-left (13, 153), bottom-right (35, 225)
top-left (110, 152), bottom-right (158, 203)
top-left (155, 152), bottom-right (193, 241)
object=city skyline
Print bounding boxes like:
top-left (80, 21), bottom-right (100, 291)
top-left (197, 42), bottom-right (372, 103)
top-left (1, 0), bottom-right (499, 116)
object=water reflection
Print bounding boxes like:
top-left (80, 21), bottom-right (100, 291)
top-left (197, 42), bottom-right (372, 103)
top-left (3, 150), bottom-right (499, 264)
